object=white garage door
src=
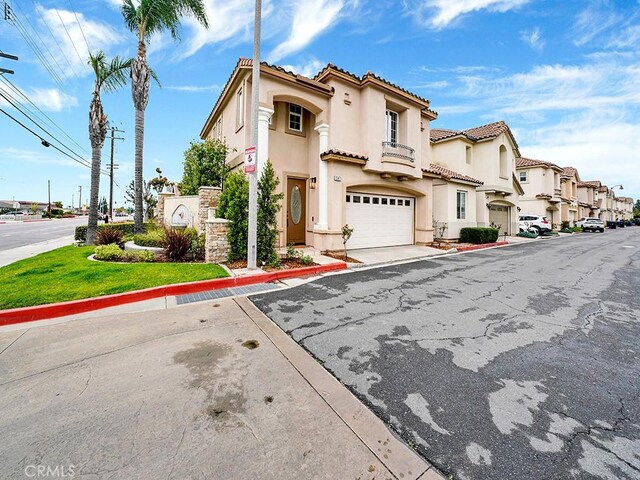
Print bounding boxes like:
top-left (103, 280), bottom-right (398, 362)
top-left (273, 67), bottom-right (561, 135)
top-left (346, 191), bottom-right (414, 249)
top-left (489, 205), bottom-right (510, 234)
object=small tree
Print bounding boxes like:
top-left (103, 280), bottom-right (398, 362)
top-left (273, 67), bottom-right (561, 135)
top-left (30, 203), bottom-right (39, 215)
top-left (149, 167), bottom-right (170, 194)
top-left (432, 218), bottom-right (448, 245)
top-left (257, 160), bottom-right (284, 266)
top-left (125, 179), bottom-right (157, 220)
top-left (217, 171), bottom-right (249, 262)
top-left (178, 139), bottom-right (229, 195)
top-left (341, 224), bottom-right (353, 261)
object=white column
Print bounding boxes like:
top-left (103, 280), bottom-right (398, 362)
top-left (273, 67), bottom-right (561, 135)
top-left (257, 106), bottom-right (274, 178)
top-left (314, 124), bottom-right (330, 230)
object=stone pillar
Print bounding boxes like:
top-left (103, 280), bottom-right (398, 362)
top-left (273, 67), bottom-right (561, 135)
top-left (314, 124), bottom-right (330, 230)
top-left (257, 106), bottom-right (274, 178)
top-left (157, 192), bottom-right (174, 225)
top-left (197, 186), bottom-right (222, 233)
top-left (205, 218), bottom-right (229, 263)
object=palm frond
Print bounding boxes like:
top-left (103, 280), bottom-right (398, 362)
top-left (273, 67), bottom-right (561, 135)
top-left (102, 56), bottom-right (134, 93)
top-left (124, 0), bottom-right (208, 41)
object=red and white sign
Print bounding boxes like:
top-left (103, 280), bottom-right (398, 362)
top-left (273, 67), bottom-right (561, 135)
top-left (244, 146), bottom-right (257, 174)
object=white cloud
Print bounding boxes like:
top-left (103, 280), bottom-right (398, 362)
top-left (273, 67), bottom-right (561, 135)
top-left (571, 2), bottom-right (621, 46)
top-left (165, 84), bottom-right (220, 93)
top-left (520, 27), bottom-right (544, 51)
top-left (180, 0), bottom-right (266, 58)
top-left (268, 0), bottom-right (346, 62)
top-left (29, 88), bottom-right (78, 111)
top-left (403, 0), bottom-right (532, 29)
top-left (606, 24), bottom-right (640, 49)
top-left (280, 59), bottom-right (326, 78)
top-left (36, 6), bottom-right (123, 78)
top-left (0, 147), bottom-right (85, 169)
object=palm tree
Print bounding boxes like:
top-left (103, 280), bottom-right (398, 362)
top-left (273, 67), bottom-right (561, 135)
top-left (87, 51), bottom-right (132, 245)
top-left (121, 0), bottom-right (208, 233)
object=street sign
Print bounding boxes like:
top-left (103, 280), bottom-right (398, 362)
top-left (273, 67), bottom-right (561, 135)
top-left (244, 146), bottom-right (257, 174)
top-left (12, 202), bottom-right (20, 209)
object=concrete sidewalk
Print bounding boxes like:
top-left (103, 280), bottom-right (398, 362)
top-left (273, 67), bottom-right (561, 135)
top-left (0, 235), bottom-right (73, 267)
top-left (0, 297), bottom-right (441, 480)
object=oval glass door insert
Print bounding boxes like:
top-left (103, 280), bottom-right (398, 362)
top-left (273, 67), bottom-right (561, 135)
top-left (291, 186), bottom-right (302, 224)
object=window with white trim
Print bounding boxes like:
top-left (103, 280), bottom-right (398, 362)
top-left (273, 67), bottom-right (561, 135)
top-left (456, 191), bottom-right (466, 220)
top-left (235, 86), bottom-right (244, 130)
top-left (386, 109), bottom-right (398, 144)
top-left (519, 171), bottom-right (528, 183)
top-left (465, 145), bottom-right (472, 165)
top-left (288, 104), bottom-right (303, 132)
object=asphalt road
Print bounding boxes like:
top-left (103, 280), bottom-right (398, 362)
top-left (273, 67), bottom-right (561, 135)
top-left (252, 229), bottom-right (640, 480)
top-left (0, 217), bottom-right (88, 251)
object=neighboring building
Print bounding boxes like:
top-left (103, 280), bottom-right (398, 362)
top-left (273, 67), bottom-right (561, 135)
top-left (617, 196), bottom-right (634, 220)
top-left (200, 58), bottom-right (491, 251)
top-left (560, 167), bottom-right (581, 226)
top-left (430, 121), bottom-right (522, 238)
top-left (515, 157), bottom-right (563, 227)
top-left (577, 181), bottom-right (601, 220)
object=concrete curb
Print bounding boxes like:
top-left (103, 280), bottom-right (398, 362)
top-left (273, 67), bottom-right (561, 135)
top-left (235, 296), bottom-right (446, 480)
top-left (0, 262), bottom-right (346, 326)
top-left (456, 240), bottom-right (509, 252)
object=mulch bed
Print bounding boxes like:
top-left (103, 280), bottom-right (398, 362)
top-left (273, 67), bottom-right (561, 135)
top-left (322, 252), bottom-right (362, 263)
top-left (225, 258), bottom-right (319, 271)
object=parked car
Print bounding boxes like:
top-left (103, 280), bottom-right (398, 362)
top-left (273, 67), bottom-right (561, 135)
top-left (616, 220), bottom-right (626, 228)
top-left (582, 218), bottom-right (605, 233)
top-left (519, 214), bottom-right (552, 234)
top-left (575, 218), bottom-right (586, 228)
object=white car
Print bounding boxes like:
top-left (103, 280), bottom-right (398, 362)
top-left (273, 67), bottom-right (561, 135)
top-left (582, 218), bottom-right (605, 233)
top-left (519, 214), bottom-right (552, 234)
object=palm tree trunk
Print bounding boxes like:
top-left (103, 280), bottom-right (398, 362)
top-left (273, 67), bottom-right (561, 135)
top-left (86, 144), bottom-right (102, 244)
top-left (134, 105), bottom-right (145, 233)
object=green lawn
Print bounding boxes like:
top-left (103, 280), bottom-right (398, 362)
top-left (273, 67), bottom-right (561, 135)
top-left (0, 245), bottom-right (229, 310)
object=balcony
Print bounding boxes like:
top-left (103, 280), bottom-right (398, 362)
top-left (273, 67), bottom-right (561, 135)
top-left (382, 141), bottom-right (415, 163)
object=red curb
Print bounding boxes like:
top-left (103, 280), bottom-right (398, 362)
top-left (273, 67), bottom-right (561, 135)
top-left (0, 261), bottom-right (346, 327)
top-left (456, 241), bottom-right (509, 252)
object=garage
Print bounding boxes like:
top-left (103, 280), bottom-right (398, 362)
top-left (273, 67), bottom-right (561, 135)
top-left (489, 205), bottom-right (510, 235)
top-left (345, 191), bottom-right (414, 249)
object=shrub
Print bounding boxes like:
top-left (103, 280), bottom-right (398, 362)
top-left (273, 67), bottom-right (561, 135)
top-left (459, 227), bottom-right (499, 244)
top-left (257, 160), bottom-right (284, 266)
top-left (561, 220), bottom-right (570, 230)
top-left (123, 250), bottom-right (155, 263)
top-left (217, 172), bottom-right (249, 262)
top-left (517, 231), bottom-right (538, 238)
top-left (163, 227), bottom-right (192, 261)
top-left (133, 230), bottom-right (165, 248)
top-left (185, 227), bottom-right (205, 261)
top-left (76, 222), bottom-right (138, 243)
top-left (94, 244), bottom-right (124, 261)
top-left (96, 226), bottom-right (124, 248)
top-left (299, 254), bottom-right (314, 265)
top-left (559, 228), bottom-right (573, 233)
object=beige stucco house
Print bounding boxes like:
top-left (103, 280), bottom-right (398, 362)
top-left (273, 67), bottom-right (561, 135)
top-left (201, 58), bottom-right (485, 251)
top-left (560, 167), bottom-right (581, 226)
top-left (597, 186), bottom-right (613, 222)
top-left (577, 181), bottom-right (601, 220)
top-left (515, 157), bottom-right (563, 227)
top-left (429, 121), bottom-right (522, 238)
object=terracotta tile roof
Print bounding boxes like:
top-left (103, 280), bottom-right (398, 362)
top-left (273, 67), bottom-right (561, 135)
top-left (314, 63), bottom-right (437, 117)
top-left (430, 120), bottom-right (520, 155)
top-left (598, 186), bottom-right (609, 193)
top-left (423, 164), bottom-right (483, 185)
top-left (516, 157), bottom-right (562, 170)
top-left (562, 166), bottom-right (578, 178)
top-left (578, 180), bottom-right (601, 188)
top-left (320, 149), bottom-right (368, 161)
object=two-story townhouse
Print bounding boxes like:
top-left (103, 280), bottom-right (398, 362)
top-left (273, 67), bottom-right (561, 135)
top-left (429, 121), bottom-right (522, 238)
top-left (200, 58), bottom-right (463, 251)
top-left (515, 157), bottom-right (563, 227)
top-left (560, 167), bottom-right (581, 226)
top-left (598, 186), bottom-right (613, 222)
top-left (577, 181), bottom-right (601, 220)
top-left (623, 197), bottom-right (635, 219)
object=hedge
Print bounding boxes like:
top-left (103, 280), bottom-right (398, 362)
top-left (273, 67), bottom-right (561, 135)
top-left (459, 227), bottom-right (499, 244)
top-left (75, 222), bottom-right (139, 243)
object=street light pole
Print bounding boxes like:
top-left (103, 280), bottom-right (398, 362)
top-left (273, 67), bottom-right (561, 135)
top-left (247, 0), bottom-right (261, 270)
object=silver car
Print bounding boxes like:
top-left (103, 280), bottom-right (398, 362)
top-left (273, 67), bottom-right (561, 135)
top-left (582, 218), bottom-right (605, 233)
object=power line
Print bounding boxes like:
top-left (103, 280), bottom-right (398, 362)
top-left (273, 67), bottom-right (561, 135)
top-left (67, 0), bottom-right (90, 53)
top-left (54, 8), bottom-right (85, 69)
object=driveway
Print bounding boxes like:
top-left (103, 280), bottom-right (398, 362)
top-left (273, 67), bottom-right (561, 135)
top-left (252, 229), bottom-right (640, 479)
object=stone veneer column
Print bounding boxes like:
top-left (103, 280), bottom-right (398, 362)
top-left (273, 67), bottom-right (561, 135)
top-left (257, 106), bottom-right (274, 178)
top-left (314, 124), bottom-right (330, 230)
top-left (205, 218), bottom-right (229, 263)
top-left (157, 192), bottom-right (173, 225)
top-left (197, 186), bottom-right (222, 233)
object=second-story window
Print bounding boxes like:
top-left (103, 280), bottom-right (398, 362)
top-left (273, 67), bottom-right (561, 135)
top-left (289, 104), bottom-right (303, 132)
top-left (519, 171), bottom-right (528, 182)
top-left (386, 109), bottom-right (398, 145)
top-left (236, 86), bottom-right (244, 130)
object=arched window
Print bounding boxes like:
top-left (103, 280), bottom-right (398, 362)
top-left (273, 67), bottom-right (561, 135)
top-left (499, 145), bottom-right (508, 178)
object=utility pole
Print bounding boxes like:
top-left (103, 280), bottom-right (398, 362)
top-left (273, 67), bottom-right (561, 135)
top-left (247, 0), bottom-right (261, 270)
top-left (0, 3), bottom-right (18, 76)
top-left (47, 179), bottom-right (51, 218)
top-left (78, 185), bottom-right (82, 212)
top-left (108, 127), bottom-right (124, 219)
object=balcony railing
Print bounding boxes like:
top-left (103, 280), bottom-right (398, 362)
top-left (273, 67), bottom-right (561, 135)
top-left (382, 141), bottom-right (415, 162)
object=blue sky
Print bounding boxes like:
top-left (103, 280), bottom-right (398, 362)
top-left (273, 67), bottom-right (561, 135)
top-left (1, 0), bottom-right (638, 208)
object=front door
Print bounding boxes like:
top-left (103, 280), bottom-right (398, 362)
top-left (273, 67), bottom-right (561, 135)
top-left (286, 178), bottom-right (306, 245)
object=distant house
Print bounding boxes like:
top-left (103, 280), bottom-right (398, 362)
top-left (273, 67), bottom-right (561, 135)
top-left (430, 121), bottom-right (522, 238)
top-left (200, 58), bottom-right (482, 251)
top-left (560, 167), bottom-right (581, 226)
top-left (515, 157), bottom-right (563, 227)
top-left (577, 181), bottom-right (601, 220)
